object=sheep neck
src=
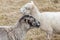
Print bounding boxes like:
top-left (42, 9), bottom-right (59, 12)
top-left (13, 22), bottom-right (29, 40)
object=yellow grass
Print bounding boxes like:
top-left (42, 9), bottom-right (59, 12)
top-left (0, 0), bottom-right (60, 40)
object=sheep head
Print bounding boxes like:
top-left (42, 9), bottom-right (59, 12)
top-left (20, 1), bottom-right (36, 15)
top-left (19, 15), bottom-right (40, 29)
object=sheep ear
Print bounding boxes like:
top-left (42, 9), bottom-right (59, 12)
top-left (31, 1), bottom-right (34, 4)
top-left (30, 1), bottom-right (35, 8)
top-left (20, 8), bottom-right (25, 14)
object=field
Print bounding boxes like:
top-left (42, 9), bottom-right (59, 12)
top-left (0, 0), bottom-right (60, 40)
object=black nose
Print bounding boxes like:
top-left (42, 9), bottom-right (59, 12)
top-left (36, 24), bottom-right (40, 27)
top-left (36, 22), bottom-right (40, 28)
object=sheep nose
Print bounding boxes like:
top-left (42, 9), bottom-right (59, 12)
top-left (36, 21), bottom-right (40, 27)
top-left (36, 24), bottom-right (40, 27)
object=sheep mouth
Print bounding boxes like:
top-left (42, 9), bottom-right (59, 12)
top-left (29, 21), bottom-right (40, 28)
top-left (30, 24), bottom-right (40, 29)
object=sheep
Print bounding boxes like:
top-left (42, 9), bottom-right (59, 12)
top-left (0, 15), bottom-right (40, 40)
top-left (20, 1), bottom-right (60, 40)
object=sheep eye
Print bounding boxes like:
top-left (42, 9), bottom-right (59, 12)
top-left (28, 20), bottom-right (30, 23)
top-left (24, 19), bottom-right (26, 22)
top-left (24, 19), bottom-right (29, 23)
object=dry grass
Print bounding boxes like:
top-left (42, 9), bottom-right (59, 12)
top-left (0, 0), bottom-right (60, 40)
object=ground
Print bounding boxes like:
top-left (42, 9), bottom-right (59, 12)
top-left (0, 0), bottom-right (60, 40)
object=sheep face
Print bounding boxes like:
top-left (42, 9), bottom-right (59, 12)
top-left (19, 15), bottom-right (40, 29)
top-left (20, 1), bottom-right (34, 15)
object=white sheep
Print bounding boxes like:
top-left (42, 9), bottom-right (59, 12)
top-left (20, 1), bottom-right (60, 40)
top-left (0, 15), bottom-right (40, 40)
